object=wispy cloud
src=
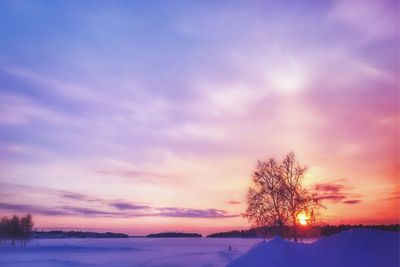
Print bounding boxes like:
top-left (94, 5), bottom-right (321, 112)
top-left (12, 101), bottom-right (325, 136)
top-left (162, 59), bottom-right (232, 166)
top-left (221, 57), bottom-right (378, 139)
top-left (59, 206), bottom-right (122, 217)
top-left (109, 201), bottom-right (150, 211)
top-left (315, 184), bottom-right (345, 194)
top-left (0, 183), bottom-right (237, 219)
top-left (328, 0), bottom-right (398, 42)
top-left (227, 201), bottom-right (241, 205)
top-left (97, 169), bottom-right (181, 184)
top-left (383, 190), bottom-right (400, 201)
top-left (342, 200), bottom-right (362, 205)
top-left (157, 207), bottom-right (238, 218)
top-left (0, 203), bottom-right (73, 216)
top-left (62, 193), bottom-right (90, 201)
top-left (317, 195), bottom-right (347, 202)
top-left (0, 202), bottom-right (237, 219)
top-left (314, 182), bottom-right (362, 205)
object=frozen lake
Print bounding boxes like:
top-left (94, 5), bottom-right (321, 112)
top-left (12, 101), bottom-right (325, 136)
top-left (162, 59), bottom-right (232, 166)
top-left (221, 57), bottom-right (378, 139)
top-left (0, 238), bottom-right (262, 267)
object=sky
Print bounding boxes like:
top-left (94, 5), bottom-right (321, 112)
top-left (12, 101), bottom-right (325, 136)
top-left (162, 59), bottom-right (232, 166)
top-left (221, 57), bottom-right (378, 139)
top-left (0, 0), bottom-right (399, 235)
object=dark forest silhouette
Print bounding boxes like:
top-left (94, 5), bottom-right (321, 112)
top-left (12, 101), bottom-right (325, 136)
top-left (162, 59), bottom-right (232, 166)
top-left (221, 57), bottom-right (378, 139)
top-left (33, 231), bottom-right (129, 239)
top-left (147, 232), bottom-right (202, 238)
top-left (0, 214), bottom-right (34, 246)
top-left (207, 224), bottom-right (400, 238)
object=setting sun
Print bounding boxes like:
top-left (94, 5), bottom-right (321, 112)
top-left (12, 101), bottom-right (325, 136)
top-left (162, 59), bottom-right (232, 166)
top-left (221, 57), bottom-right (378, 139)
top-left (298, 213), bottom-right (309, 226)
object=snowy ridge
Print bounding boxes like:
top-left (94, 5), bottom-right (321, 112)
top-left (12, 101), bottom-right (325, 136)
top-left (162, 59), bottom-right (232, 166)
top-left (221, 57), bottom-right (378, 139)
top-left (227, 229), bottom-right (400, 267)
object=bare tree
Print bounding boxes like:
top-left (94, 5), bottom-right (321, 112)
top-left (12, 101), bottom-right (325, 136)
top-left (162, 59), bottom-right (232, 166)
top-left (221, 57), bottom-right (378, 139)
top-left (280, 152), bottom-right (320, 240)
top-left (243, 159), bottom-right (288, 237)
top-left (0, 217), bottom-right (11, 245)
top-left (20, 214), bottom-right (34, 246)
top-left (10, 215), bottom-right (21, 246)
top-left (243, 152), bottom-right (321, 240)
top-left (0, 215), bottom-right (34, 246)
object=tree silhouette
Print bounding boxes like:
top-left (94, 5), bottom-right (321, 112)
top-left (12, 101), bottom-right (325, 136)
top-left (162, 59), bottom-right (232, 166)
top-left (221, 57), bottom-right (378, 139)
top-left (0, 214), bottom-right (34, 246)
top-left (20, 214), bottom-right (34, 246)
top-left (10, 215), bottom-right (21, 246)
top-left (281, 152), bottom-right (320, 239)
top-left (0, 216), bottom-right (11, 244)
top-left (243, 152), bottom-right (321, 240)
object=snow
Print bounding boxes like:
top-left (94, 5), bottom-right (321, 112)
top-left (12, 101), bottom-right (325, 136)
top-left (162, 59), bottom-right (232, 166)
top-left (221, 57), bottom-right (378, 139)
top-left (1, 229), bottom-right (398, 267)
top-left (0, 237), bottom-right (260, 267)
top-left (228, 229), bottom-right (400, 267)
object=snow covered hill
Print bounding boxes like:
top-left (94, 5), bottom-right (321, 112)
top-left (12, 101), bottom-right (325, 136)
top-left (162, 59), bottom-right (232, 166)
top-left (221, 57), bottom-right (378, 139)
top-left (227, 229), bottom-right (400, 267)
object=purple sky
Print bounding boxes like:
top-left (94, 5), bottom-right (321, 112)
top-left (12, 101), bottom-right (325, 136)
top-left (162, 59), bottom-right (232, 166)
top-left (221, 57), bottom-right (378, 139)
top-left (0, 0), bottom-right (398, 234)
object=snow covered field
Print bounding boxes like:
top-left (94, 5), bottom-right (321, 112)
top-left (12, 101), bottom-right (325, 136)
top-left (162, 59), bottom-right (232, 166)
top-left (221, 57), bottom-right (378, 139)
top-left (228, 229), bottom-right (400, 267)
top-left (0, 229), bottom-right (398, 267)
top-left (0, 237), bottom-right (260, 267)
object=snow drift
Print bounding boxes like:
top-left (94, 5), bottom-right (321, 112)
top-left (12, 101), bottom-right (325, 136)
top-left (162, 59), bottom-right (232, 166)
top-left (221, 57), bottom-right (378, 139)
top-left (227, 229), bottom-right (399, 267)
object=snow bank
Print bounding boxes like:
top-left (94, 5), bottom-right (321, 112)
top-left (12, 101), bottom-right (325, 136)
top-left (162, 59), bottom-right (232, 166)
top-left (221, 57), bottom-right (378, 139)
top-left (227, 229), bottom-right (399, 267)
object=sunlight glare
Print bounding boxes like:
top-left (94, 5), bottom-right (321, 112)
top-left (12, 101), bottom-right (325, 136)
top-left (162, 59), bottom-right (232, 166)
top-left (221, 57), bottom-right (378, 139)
top-left (298, 213), bottom-right (308, 226)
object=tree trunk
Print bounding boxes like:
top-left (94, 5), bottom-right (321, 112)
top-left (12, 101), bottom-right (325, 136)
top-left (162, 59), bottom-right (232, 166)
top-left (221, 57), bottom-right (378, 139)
top-left (278, 224), bottom-right (284, 237)
top-left (292, 215), bottom-right (298, 242)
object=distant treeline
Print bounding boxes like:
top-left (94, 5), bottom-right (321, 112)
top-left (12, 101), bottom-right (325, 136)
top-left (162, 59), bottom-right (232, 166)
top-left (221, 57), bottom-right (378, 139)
top-left (147, 232), bottom-right (202, 238)
top-left (0, 214), bottom-right (34, 246)
top-left (207, 229), bottom-right (258, 238)
top-left (207, 224), bottom-right (400, 238)
top-left (33, 231), bottom-right (129, 239)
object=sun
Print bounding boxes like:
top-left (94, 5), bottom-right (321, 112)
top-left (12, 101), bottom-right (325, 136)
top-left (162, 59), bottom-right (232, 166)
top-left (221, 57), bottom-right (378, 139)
top-left (297, 213), bottom-right (308, 226)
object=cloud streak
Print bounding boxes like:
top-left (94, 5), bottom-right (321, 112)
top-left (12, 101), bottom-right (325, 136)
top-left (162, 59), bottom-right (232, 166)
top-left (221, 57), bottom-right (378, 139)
top-left (109, 201), bottom-right (150, 211)
top-left (0, 183), bottom-right (237, 219)
top-left (0, 202), bottom-right (238, 219)
top-left (227, 201), bottom-right (241, 205)
top-left (314, 182), bottom-right (362, 205)
top-left (157, 208), bottom-right (238, 218)
top-left (97, 169), bottom-right (181, 184)
top-left (342, 200), bottom-right (362, 205)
